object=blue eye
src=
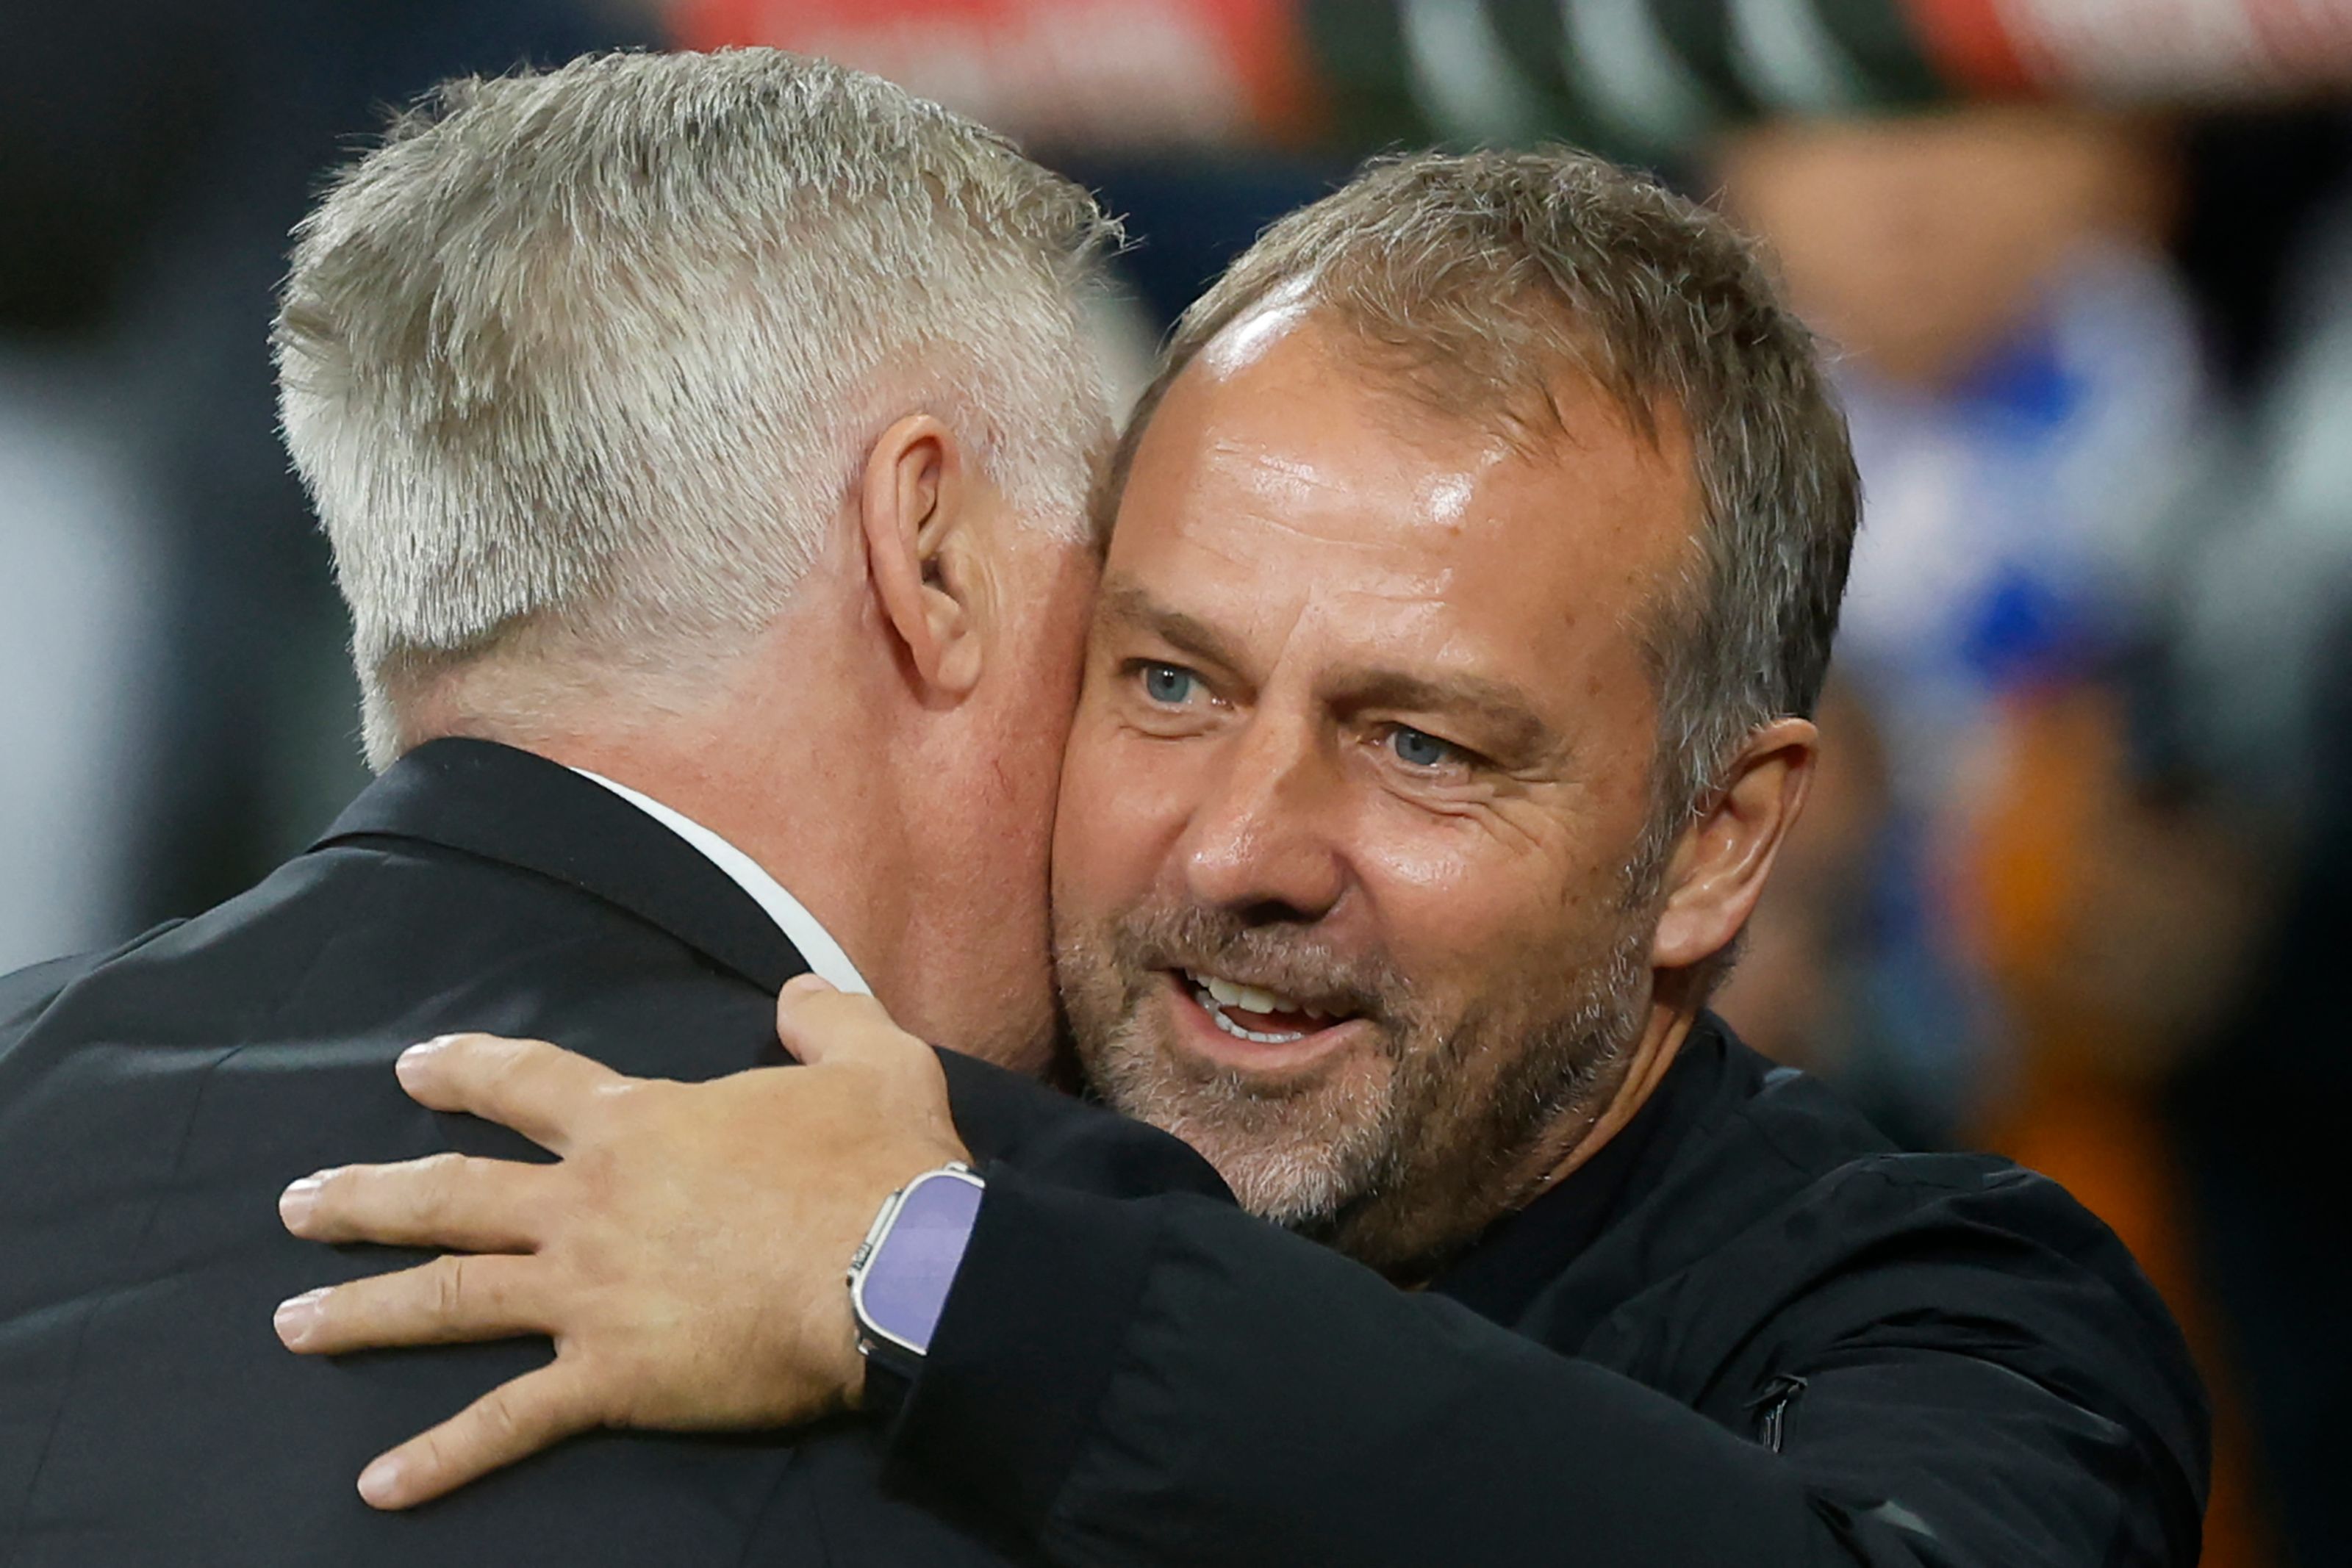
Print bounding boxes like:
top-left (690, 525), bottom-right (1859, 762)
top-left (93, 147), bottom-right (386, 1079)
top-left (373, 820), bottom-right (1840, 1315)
top-left (1389, 727), bottom-right (1458, 770)
top-left (1141, 663), bottom-right (1197, 705)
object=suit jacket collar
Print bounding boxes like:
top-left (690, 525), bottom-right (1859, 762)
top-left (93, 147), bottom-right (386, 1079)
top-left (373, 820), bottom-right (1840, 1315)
top-left (312, 737), bottom-right (808, 994)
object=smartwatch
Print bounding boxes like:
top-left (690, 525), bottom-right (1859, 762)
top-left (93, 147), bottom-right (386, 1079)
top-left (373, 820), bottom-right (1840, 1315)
top-left (846, 1162), bottom-right (986, 1399)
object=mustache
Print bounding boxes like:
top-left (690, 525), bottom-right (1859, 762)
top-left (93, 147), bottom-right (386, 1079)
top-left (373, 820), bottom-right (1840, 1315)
top-left (1099, 899), bottom-right (1410, 1024)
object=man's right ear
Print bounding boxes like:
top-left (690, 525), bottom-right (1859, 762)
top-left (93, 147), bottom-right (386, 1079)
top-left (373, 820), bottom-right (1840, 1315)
top-left (858, 414), bottom-right (984, 700)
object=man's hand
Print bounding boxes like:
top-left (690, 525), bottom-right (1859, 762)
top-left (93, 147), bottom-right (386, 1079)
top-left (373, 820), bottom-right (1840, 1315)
top-left (271, 975), bottom-right (970, 1509)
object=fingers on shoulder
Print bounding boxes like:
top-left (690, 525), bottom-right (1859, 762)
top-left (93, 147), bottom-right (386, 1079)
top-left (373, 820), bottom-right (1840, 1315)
top-left (775, 981), bottom-right (928, 1068)
top-left (282, 1153), bottom-right (550, 1250)
top-left (276, 1252), bottom-right (549, 1356)
top-left (358, 1360), bottom-right (604, 1510)
top-left (398, 1033), bottom-right (628, 1151)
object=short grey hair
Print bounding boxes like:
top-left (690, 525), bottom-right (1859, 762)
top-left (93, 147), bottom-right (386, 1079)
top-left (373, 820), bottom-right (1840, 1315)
top-left (1113, 148), bottom-right (1860, 896)
top-left (277, 48), bottom-right (1119, 768)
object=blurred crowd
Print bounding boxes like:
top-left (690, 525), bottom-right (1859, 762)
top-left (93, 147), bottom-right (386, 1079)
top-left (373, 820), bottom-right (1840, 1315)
top-left (7, 2), bottom-right (2351, 1561)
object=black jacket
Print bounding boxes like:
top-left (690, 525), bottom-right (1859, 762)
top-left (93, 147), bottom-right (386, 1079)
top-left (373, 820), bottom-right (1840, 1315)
top-left (887, 1019), bottom-right (2211, 1567)
top-left (0, 738), bottom-right (2209, 1567)
top-left (0, 738), bottom-right (1222, 1567)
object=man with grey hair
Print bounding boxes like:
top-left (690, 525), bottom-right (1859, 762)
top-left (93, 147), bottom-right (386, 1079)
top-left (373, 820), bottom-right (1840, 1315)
top-left (279, 48), bottom-right (1110, 791)
top-left (0, 47), bottom-right (1232, 1566)
top-left (277, 134), bottom-right (2206, 1567)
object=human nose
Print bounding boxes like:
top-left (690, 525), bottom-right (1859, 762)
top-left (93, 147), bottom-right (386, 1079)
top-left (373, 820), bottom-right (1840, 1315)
top-left (1175, 712), bottom-right (1347, 921)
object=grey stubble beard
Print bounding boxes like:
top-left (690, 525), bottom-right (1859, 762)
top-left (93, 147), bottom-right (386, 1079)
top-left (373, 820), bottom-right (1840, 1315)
top-left (1056, 898), bottom-right (1657, 1281)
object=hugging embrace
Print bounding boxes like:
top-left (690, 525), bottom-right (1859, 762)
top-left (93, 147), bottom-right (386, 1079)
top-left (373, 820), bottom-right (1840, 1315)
top-left (0, 48), bottom-right (2204, 1568)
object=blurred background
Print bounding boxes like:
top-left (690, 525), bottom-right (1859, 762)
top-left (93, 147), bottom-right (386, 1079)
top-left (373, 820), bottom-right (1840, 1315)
top-left (6, 1), bottom-right (2350, 1559)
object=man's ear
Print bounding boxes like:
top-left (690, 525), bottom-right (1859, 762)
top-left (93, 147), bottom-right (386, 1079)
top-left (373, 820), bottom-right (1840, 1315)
top-left (859, 414), bottom-right (986, 699)
top-left (1648, 716), bottom-right (1818, 971)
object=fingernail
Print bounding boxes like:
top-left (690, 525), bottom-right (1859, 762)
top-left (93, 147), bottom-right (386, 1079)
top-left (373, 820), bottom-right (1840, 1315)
top-left (279, 1173), bottom-right (328, 1229)
top-left (782, 974), bottom-right (836, 996)
top-left (399, 1035), bottom-right (458, 1069)
top-left (273, 1287), bottom-right (328, 1347)
top-left (396, 1037), bottom-right (460, 1086)
top-left (356, 1453), bottom-right (406, 1508)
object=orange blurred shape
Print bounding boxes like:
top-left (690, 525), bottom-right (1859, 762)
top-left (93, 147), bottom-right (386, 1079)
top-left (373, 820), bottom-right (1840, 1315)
top-left (1968, 683), bottom-right (2276, 1567)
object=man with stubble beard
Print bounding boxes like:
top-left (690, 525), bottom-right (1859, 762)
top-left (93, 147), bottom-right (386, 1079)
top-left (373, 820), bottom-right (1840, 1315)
top-left (276, 149), bottom-right (2208, 1565)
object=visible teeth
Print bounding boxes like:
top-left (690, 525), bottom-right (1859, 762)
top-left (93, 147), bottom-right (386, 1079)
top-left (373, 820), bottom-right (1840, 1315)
top-left (1185, 969), bottom-right (1332, 1045)
top-left (1205, 1004), bottom-right (1306, 1046)
top-left (1201, 974), bottom-right (1302, 1016)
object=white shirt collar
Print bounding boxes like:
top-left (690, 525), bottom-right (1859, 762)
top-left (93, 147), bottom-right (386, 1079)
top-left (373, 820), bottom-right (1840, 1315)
top-left (568, 767), bottom-right (871, 996)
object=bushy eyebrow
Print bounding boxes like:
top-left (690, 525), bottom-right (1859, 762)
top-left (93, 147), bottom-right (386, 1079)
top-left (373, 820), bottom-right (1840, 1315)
top-left (1326, 670), bottom-right (1554, 762)
top-left (1097, 578), bottom-right (1254, 680)
top-left (1097, 575), bottom-right (1557, 763)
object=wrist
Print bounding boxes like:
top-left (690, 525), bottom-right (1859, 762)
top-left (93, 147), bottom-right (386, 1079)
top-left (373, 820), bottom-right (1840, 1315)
top-left (845, 1161), bottom-right (986, 1410)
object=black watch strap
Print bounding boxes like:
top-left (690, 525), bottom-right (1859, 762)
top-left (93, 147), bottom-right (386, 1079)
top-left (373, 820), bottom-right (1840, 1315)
top-left (860, 1333), bottom-right (922, 1420)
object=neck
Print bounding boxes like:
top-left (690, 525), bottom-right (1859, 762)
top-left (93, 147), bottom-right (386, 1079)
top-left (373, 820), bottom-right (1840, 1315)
top-left (1519, 988), bottom-right (1701, 1206)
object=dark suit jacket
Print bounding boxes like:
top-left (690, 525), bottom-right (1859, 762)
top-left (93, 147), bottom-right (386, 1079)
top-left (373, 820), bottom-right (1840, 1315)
top-left (0, 738), bottom-right (1222, 1567)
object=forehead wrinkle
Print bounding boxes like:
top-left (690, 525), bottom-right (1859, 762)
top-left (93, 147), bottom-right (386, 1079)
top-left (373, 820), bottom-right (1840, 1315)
top-left (1230, 447), bottom-right (1353, 500)
top-left (1201, 442), bottom-right (1396, 544)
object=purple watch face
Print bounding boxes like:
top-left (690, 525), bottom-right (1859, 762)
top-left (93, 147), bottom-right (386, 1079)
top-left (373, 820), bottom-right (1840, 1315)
top-left (856, 1170), bottom-right (986, 1356)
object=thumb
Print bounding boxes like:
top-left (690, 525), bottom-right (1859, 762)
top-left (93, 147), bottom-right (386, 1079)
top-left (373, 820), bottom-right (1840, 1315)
top-left (774, 974), bottom-right (903, 1067)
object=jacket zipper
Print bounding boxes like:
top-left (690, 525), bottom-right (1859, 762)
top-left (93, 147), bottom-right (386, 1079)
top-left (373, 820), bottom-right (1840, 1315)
top-left (1749, 1373), bottom-right (1808, 1453)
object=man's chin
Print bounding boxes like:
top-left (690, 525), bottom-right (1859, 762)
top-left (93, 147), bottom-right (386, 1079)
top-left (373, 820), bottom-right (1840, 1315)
top-left (1080, 1014), bottom-right (1394, 1226)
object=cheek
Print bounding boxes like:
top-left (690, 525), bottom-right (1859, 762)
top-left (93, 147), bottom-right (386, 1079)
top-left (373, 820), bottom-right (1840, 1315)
top-left (994, 637), bottom-right (1093, 844)
top-left (1011, 644), bottom-right (1085, 766)
top-left (1348, 805), bottom-right (1621, 996)
top-left (1051, 709), bottom-right (1200, 916)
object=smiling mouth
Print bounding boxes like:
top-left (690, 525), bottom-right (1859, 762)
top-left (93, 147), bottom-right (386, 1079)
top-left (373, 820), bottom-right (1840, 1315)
top-left (1179, 968), bottom-right (1357, 1044)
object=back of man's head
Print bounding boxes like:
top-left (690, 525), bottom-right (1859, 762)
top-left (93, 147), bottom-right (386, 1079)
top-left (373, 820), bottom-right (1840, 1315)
top-left (276, 48), bottom-right (1115, 768)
